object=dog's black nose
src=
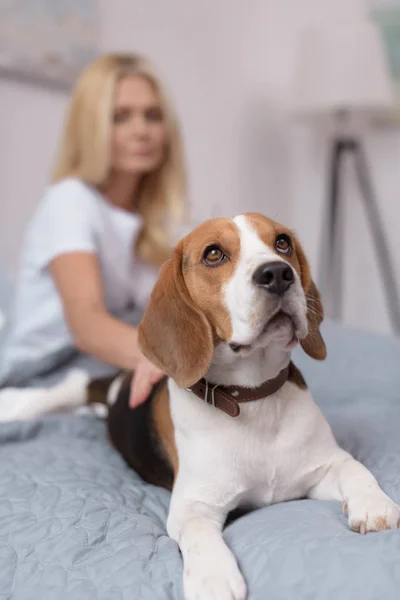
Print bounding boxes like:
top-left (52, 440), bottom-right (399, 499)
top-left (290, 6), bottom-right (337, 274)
top-left (252, 261), bottom-right (294, 296)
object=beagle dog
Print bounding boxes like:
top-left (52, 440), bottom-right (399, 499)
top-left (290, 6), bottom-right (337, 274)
top-left (1, 212), bottom-right (399, 600)
top-left (102, 212), bottom-right (400, 600)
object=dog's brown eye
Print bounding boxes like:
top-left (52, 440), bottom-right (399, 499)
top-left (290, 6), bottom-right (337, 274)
top-left (203, 245), bottom-right (227, 267)
top-left (275, 234), bottom-right (292, 256)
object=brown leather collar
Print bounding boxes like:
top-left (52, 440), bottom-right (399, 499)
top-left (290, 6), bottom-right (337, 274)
top-left (187, 365), bottom-right (290, 417)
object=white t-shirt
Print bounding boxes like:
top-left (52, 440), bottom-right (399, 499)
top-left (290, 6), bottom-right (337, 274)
top-left (0, 178), bottom-right (160, 385)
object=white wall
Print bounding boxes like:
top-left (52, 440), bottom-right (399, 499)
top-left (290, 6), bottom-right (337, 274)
top-left (1, 0), bottom-right (399, 336)
top-left (0, 80), bottom-right (67, 278)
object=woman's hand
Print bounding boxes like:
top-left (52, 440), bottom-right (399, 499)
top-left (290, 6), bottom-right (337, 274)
top-left (129, 355), bottom-right (165, 408)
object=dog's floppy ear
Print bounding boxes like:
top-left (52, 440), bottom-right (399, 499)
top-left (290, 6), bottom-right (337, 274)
top-left (295, 239), bottom-right (327, 361)
top-left (301, 279), bottom-right (327, 360)
top-left (138, 245), bottom-right (214, 387)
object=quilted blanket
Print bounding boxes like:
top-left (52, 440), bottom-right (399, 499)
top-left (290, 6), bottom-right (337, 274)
top-left (1, 321), bottom-right (400, 600)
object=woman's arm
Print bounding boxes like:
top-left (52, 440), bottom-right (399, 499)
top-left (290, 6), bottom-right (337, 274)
top-left (50, 251), bottom-right (165, 407)
top-left (50, 252), bottom-right (143, 370)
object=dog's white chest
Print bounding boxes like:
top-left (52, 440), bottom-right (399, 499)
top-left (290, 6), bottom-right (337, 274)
top-left (169, 381), bottom-right (336, 509)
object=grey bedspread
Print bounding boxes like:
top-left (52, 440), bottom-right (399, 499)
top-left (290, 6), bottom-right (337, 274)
top-left (1, 321), bottom-right (400, 600)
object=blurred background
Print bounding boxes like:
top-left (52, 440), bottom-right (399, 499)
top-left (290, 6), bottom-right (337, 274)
top-left (1, 0), bottom-right (400, 337)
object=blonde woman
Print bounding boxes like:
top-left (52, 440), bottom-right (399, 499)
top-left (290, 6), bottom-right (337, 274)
top-left (0, 53), bottom-right (186, 408)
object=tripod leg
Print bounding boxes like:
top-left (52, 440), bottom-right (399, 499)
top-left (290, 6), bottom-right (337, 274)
top-left (318, 139), bottom-right (343, 319)
top-left (354, 141), bottom-right (400, 334)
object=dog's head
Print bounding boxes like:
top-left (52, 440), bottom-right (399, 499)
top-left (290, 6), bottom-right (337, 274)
top-left (138, 213), bottom-right (326, 387)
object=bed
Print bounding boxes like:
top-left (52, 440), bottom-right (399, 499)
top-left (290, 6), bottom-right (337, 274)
top-left (1, 319), bottom-right (400, 600)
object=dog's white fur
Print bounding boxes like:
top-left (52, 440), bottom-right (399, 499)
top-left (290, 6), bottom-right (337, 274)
top-left (0, 214), bottom-right (398, 600)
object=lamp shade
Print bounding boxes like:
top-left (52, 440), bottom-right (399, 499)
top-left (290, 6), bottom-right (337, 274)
top-left (292, 19), bottom-right (394, 118)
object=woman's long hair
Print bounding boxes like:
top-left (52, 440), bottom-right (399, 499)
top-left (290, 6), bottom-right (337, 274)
top-left (52, 53), bottom-right (186, 265)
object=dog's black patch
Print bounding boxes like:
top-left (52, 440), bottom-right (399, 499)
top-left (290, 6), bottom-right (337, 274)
top-left (107, 374), bottom-right (174, 490)
top-left (182, 255), bottom-right (190, 271)
top-left (225, 506), bottom-right (251, 527)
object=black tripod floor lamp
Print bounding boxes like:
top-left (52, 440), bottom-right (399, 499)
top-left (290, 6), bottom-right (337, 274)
top-left (319, 134), bottom-right (400, 333)
top-left (292, 19), bottom-right (400, 333)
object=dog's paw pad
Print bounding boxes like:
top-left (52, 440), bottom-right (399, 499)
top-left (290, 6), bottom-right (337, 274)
top-left (347, 494), bottom-right (400, 534)
top-left (184, 560), bottom-right (246, 600)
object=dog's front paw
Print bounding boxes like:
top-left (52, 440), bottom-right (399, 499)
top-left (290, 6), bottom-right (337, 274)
top-left (344, 493), bottom-right (400, 534)
top-left (183, 554), bottom-right (246, 600)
